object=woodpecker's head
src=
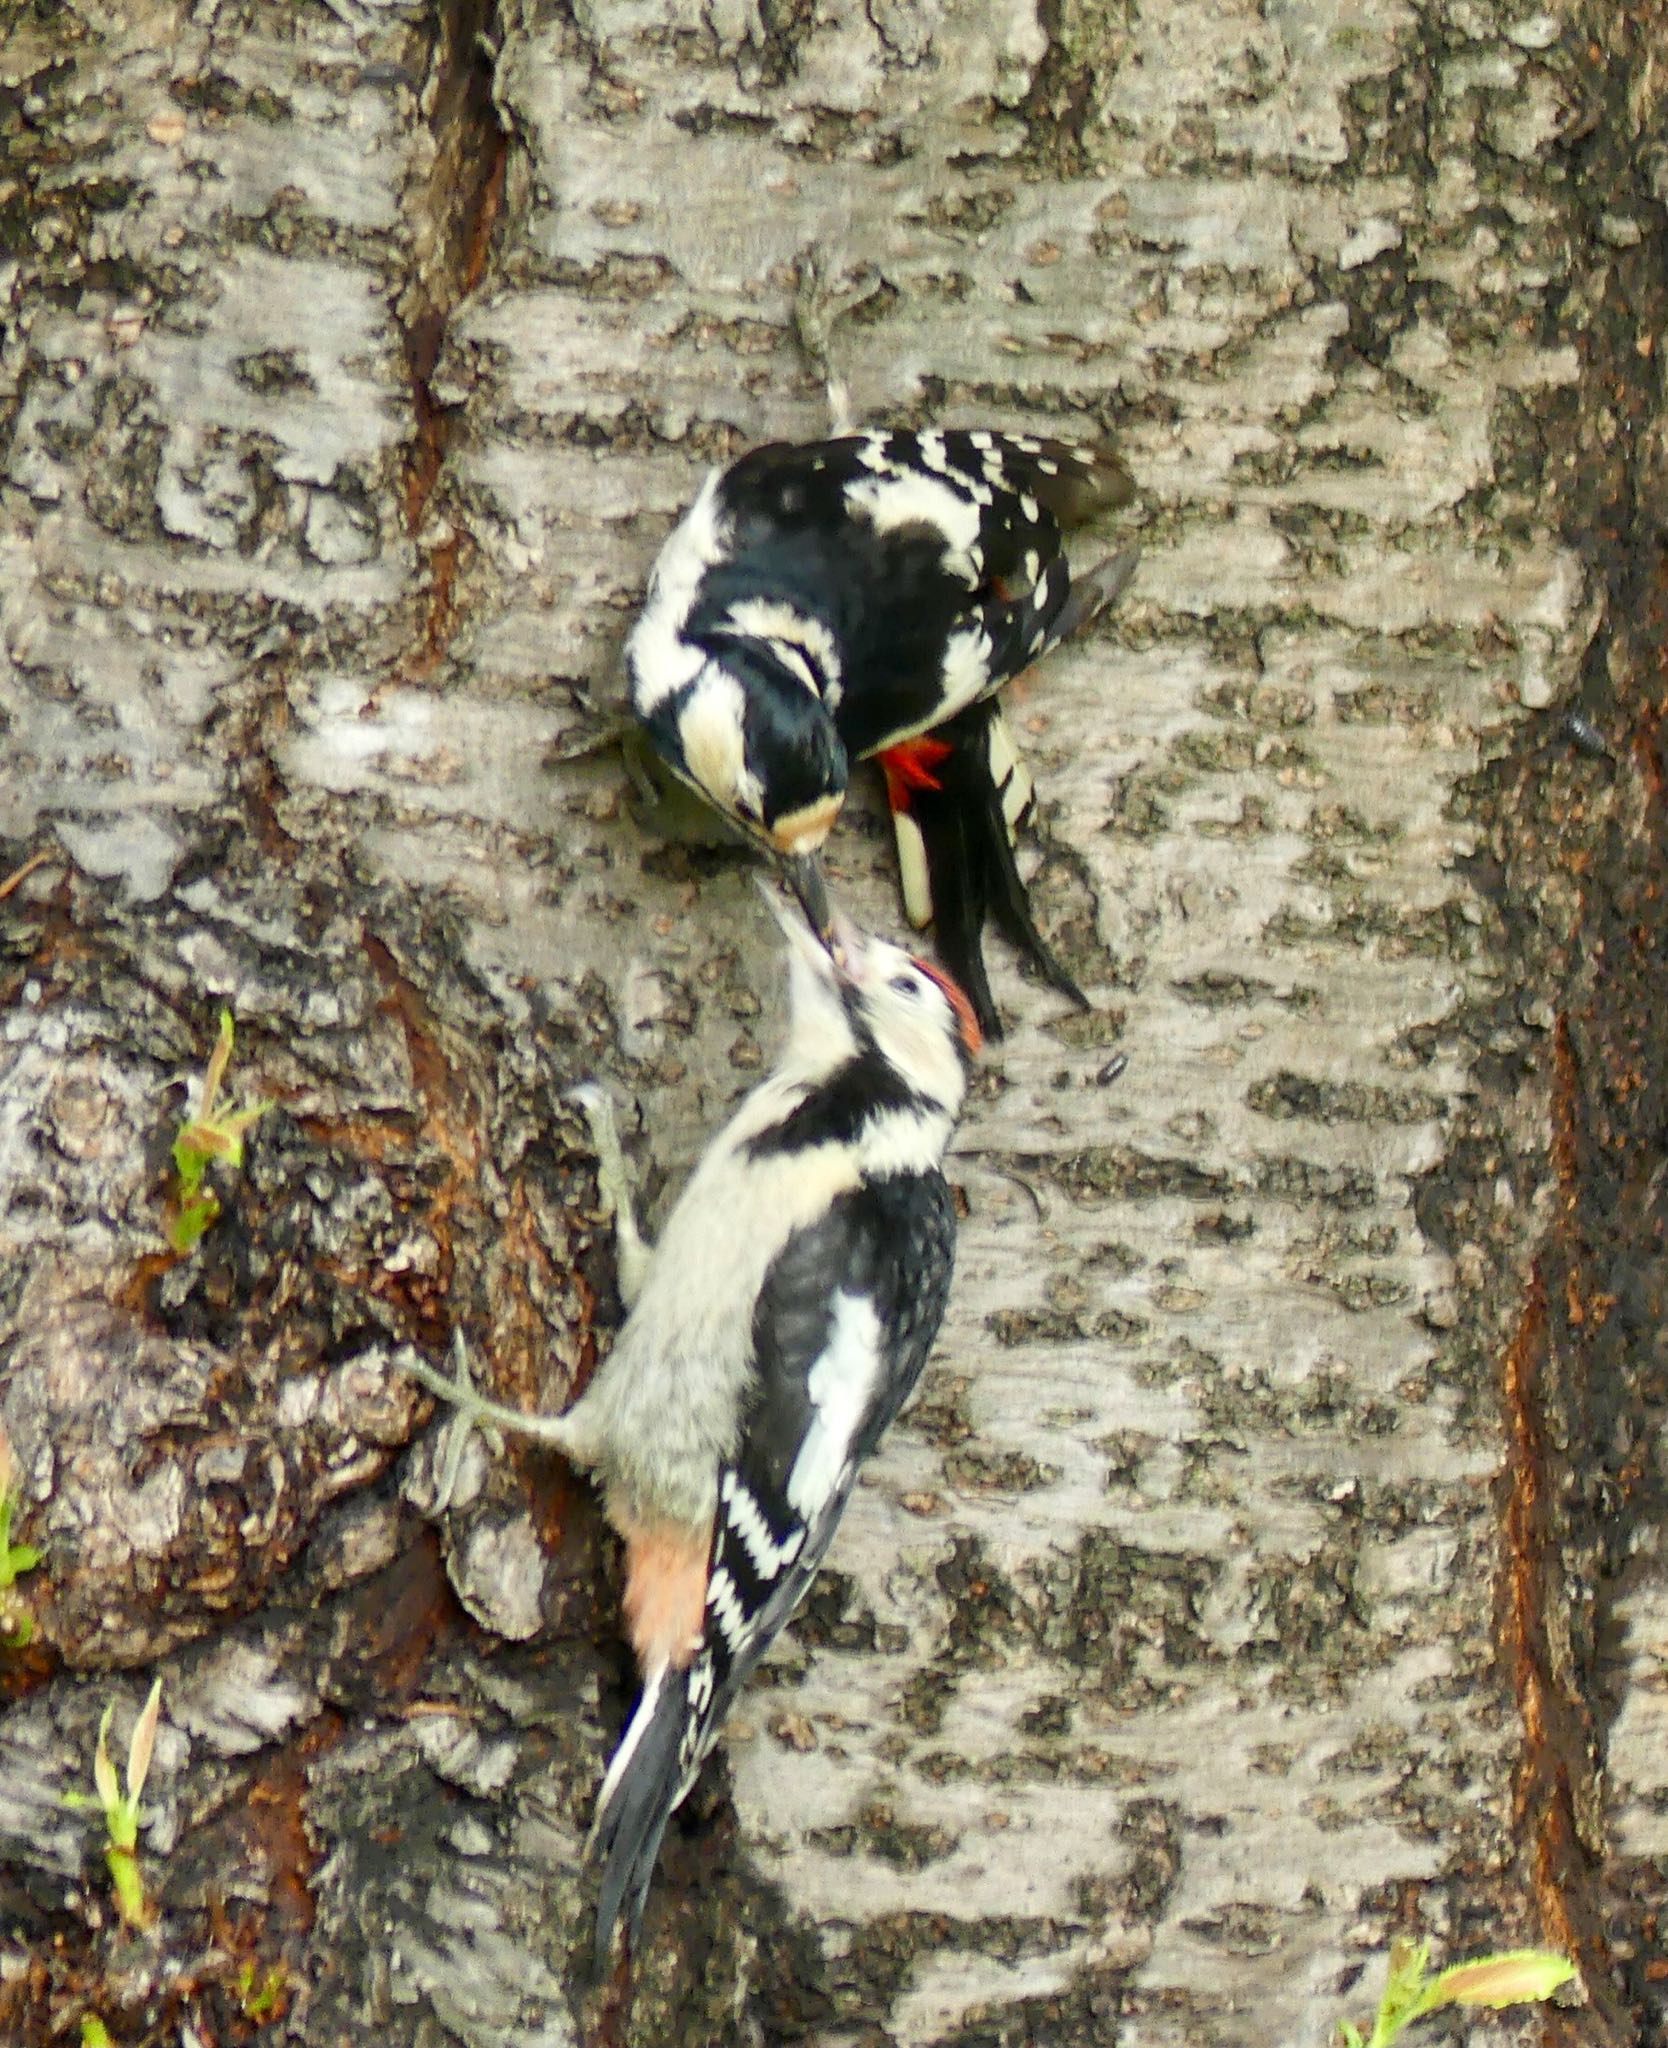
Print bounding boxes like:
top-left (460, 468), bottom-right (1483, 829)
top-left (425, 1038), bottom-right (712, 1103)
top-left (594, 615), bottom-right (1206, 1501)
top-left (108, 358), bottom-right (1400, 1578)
top-left (647, 653), bottom-right (847, 936)
top-left (766, 890), bottom-right (981, 1121)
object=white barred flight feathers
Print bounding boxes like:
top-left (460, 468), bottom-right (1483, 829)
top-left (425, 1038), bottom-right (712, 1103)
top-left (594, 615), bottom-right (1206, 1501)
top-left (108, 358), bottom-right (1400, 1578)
top-left (401, 894), bottom-right (979, 1969)
top-left (626, 426), bottom-right (1138, 1036)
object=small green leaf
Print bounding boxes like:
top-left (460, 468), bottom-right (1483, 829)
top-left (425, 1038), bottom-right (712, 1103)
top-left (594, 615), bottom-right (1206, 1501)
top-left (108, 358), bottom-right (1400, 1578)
top-left (92, 1703), bottom-right (120, 1814)
top-left (126, 1677), bottom-right (163, 1805)
top-left (165, 1190), bottom-right (221, 1254)
top-left (1415, 1949), bottom-right (1576, 2016)
top-left (81, 2018), bottom-right (113, 2048)
top-left (167, 1009), bottom-right (269, 1252)
top-left (1338, 2024), bottom-right (1364, 2048)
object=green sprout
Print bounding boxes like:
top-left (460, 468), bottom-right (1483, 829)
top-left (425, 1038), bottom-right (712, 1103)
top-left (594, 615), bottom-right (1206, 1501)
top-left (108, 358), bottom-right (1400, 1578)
top-left (1340, 1938), bottom-right (1578, 2048)
top-left (0, 1478), bottom-right (42, 1649)
top-left (64, 1677), bottom-right (165, 1931)
top-left (80, 2019), bottom-right (113, 2048)
top-left (168, 1009), bottom-right (271, 1252)
top-left (235, 1960), bottom-right (288, 2019)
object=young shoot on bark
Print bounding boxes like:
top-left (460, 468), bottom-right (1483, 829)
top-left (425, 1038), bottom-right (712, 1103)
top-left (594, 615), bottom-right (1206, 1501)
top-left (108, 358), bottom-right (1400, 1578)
top-left (167, 1009), bottom-right (271, 1252)
top-left (0, 1485), bottom-right (42, 1649)
top-left (1339, 1938), bottom-right (1578, 2048)
top-left (63, 1678), bottom-right (165, 1932)
top-left (0, 1427), bottom-right (42, 1649)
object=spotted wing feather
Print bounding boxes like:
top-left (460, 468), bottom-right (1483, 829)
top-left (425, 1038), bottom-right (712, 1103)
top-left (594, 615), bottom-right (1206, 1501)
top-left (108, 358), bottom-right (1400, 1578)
top-left (711, 431), bottom-right (1131, 757)
top-left (587, 1170), bottom-right (955, 1964)
top-left (676, 1169), bottom-right (957, 1793)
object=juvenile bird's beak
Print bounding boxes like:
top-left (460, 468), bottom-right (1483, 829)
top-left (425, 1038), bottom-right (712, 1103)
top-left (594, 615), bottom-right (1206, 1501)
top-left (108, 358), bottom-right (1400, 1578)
top-left (756, 876), bottom-right (840, 981)
top-left (787, 852), bottom-right (832, 944)
top-left (825, 908), bottom-right (867, 981)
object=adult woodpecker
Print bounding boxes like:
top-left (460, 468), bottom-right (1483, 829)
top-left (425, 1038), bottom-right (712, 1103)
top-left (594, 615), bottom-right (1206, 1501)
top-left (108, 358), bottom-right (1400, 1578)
top-left (403, 896), bottom-right (979, 1968)
top-left (625, 426), bottom-right (1137, 1035)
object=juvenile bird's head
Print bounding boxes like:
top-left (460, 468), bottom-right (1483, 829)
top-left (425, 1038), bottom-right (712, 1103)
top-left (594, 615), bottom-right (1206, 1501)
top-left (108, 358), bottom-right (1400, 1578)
top-left (649, 652), bottom-right (847, 937)
top-left (767, 891), bottom-right (981, 1126)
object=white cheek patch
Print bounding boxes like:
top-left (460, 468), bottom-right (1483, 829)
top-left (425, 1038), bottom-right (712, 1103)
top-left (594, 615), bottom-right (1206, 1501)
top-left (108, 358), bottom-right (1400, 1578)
top-left (677, 668), bottom-right (750, 807)
top-left (786, 1292), bottom-right (884, 1523)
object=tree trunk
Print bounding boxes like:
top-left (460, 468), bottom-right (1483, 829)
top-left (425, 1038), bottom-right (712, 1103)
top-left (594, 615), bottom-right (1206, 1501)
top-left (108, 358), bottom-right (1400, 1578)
top-left (0, 1), bottom-right (1662, 2044)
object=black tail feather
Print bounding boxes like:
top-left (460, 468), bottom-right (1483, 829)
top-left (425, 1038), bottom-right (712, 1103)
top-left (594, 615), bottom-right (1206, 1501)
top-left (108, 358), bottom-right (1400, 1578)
top-left (589, 1666), bottom-right (690, 1979)
top-left (976, 771), bottom-right (1090, 1011)
top-left (1050, 546), bottom-right (1140, 644)
top-left (891, 701), bottom-right (1088, 1038)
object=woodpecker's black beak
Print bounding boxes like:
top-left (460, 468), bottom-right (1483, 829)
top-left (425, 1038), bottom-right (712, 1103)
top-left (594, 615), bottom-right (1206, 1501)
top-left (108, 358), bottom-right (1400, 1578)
top-left (786, 852), bottom-right (833, 947)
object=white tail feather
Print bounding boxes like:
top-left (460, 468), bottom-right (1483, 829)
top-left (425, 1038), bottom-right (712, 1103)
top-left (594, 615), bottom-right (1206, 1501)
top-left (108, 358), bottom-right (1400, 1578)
top-left (890, 806), bottom-right (934, 927)
top-left (588, 1663), bottom-right (666, 1852)
top-left (985, 706), bottom-right (1034, 842)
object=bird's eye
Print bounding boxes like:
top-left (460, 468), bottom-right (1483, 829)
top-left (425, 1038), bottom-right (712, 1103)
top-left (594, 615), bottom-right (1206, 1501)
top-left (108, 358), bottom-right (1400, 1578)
top-left (890, 972), bottom-right (920, 997)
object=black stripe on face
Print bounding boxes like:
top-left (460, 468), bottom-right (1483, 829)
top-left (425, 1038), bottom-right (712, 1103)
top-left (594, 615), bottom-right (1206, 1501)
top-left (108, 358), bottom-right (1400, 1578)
top-left (743, 1047), bottom-right (934, 1157)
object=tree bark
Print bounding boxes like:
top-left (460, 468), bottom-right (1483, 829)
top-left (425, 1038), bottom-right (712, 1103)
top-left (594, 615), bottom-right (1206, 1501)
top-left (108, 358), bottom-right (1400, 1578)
top-left (0, 1), bottom-right (1662, 2044)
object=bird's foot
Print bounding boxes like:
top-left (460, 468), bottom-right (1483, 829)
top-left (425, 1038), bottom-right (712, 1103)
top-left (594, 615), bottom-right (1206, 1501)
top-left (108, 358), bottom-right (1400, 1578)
top-left (401, 1332), bottom-right (578, 1510)
top-left (791, 250), bottom-right (883, 437)
top-left (568, 1084), bottom-right (652, 1308)
top-left (402, 1332), bottom-right (503, 1511)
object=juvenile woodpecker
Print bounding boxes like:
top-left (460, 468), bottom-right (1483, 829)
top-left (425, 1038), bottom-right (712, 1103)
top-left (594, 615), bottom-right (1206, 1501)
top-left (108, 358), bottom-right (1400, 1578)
top-left (403, 898), bottom-right (979, 1968)
top-left (625, 427), bottom-right (1137, 1035)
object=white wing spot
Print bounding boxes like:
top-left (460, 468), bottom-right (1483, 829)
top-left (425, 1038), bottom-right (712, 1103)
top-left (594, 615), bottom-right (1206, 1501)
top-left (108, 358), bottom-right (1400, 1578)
top-left (707, 1566), bottom-right (750, 1651)
top-left (720, 1470), bottom-right (806, 1580)
top-left (939, 624), bottom-right (995, 716)
top-left (1035, 456), bottom-right (1059, 476)
top-left (786, 1292), bottom-right (885, 1522)
top-left (688, 1656), bottom-right (714, 1715)
top-left (1020, 493), bottom-right (1040, 524)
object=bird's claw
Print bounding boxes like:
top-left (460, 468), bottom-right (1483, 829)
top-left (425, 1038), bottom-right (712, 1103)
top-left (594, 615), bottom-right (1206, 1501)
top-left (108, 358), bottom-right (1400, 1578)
top-left (792, 250), bottom-right (882, 437)
top-left (401, 1331), bottom-right (503, 1513)
top-left (567, 1083), bottom-right (651, 1308)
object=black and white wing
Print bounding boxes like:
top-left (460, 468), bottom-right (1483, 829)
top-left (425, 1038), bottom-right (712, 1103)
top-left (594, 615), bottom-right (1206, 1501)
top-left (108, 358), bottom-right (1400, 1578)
top-left (686, 1168), bottom-right (957, 1783)
top-left (709, 429), bottom-right (1134, 758)
top-left (587, 1169), bottom-right (957, 1966)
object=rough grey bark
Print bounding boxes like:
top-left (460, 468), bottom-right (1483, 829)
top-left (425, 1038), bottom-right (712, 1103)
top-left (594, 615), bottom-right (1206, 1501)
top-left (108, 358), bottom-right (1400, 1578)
top-left (0, 1), bottom-right (1661, 2045)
